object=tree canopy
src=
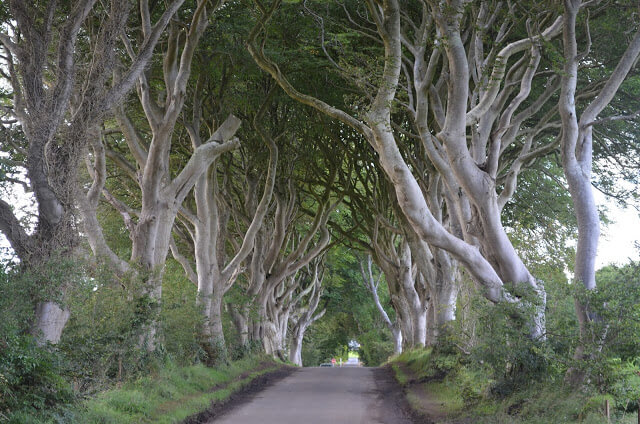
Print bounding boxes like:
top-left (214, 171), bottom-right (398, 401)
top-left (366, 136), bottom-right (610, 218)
top-left (1, 0), bottom-right (640, 421)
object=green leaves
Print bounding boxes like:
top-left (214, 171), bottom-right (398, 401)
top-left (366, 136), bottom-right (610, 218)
top-left (0, 334), bottom-right (74, 420)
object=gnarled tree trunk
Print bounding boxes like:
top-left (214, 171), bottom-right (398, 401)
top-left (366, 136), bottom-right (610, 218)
top-left (559, 0), bottom-right (640, 384)
top-left (0, 0), bottom-right (184, 345)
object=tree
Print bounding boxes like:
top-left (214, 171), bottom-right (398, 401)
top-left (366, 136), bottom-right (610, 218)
top-left (241, 178), bottom-right (336, 357)
top-left (288, 259), bottom-right (327, 366)
top-left (559, 0), bottom-right (640, 383)
top-left (79, 0), bottom-right (246, 349)
top-left (247, 0), bottom-right (569, 339)
top-left (169, 84), bottom-right (279, 353)
top-left (359, 255), bottom-right (402, 354)
top-left (0, 0), bottom-right (184, 344)
top-left (323, 123), bottom-right (459, 348)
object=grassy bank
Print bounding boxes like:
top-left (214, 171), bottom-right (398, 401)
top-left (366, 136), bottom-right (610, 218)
top-left (388, 349), bottom-right (639, 424)
top-left (71, 354), bottom-right (287, 424)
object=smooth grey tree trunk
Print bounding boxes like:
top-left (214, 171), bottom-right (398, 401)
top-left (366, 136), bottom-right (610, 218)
top-left (32, 302), bottom-right (71, 346)
top-left (289, 333), bottom-right (304, 366)
top-left (559, 0), bottom-right (640, 384)
top-left (248, 0), bottom-right (566, 341)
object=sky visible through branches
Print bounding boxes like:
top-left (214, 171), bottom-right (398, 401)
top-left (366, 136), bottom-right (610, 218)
top-left (0, 178), bottom-right (637, 268)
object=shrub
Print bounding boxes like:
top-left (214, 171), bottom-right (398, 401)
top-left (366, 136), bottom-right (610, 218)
top-left (0, 261), bottom-right (75, 421)
top-left (359, 329), bottom-right (394, 366)
top-left (471, 289), bottom-right (556, 396)
top-left (59, 259), bottom-right (205, 392)
top-left (607, 358), bottom-right (640, 411)
top-left (60, 266), bottom-right (152, 391)
top-left (160, 261), bottom-right (205, 364)
top-left (0, 334), bottom-right (74, 419)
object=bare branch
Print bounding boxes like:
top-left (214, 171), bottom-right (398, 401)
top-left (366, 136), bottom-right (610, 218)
top-left (589, 110), bottom-right (640, 126)
top-left (79, 137), bottom-right (130, 275)
top-left (169, 114), bottom-right (242, 203)
top-left (221, 91), bottom-right (278, 281)
top-left (169, 237), bottom-right (197, 284)
top-left (360, 255), bottom-right (395, 330)
top-left (115, 108), bottom-right (148, 166)
top-left (247, 0), bottom-right (373, 139)
top-left (466, 17), bottom-right (562, 126)
top-left (579, 27), bottom-right (640, 129)
top-left (105, 0), bottom-right (186, 111)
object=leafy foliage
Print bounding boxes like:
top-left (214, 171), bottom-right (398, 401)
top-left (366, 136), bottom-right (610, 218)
top-left (0, 263), bottom-right (75, 421)
top-left (0, 335), bottom-right (74, 421)
top-left (301, 246), bottom-right (395, 366)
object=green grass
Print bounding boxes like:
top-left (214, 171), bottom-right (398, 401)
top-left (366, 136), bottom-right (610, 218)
top-left (424, 381), bottom-right (464, 413)
top-left (395, 348), bottom-right (433, 377)
top-left (466, 386), bottom-right (632, 424)
top-left (74, 354), bottom-right (284, 424)
top-left (391, 362), bottom-right (409, 385)
top-left (387, 349), bottom-right (639, 424)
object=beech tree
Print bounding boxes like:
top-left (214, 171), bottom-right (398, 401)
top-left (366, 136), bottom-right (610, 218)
top-left (266, 1), bottom-right (640, 361)
top-left (0, 0), bottom-right (183, 344)
top-left (168, 86), bottom-right (279, 353)
top-left (559, 0), bottom-right (640, 383)
top-left (288, 259), bottom-right (327, 366)
top-left (81, 0), bottom-right (242, 349)
top-left (241, 179), bottom-right (336, 357)
top-left (247, 0), bottom-right (621, 340)
top-left (329, 127), bottom-right (459, 348)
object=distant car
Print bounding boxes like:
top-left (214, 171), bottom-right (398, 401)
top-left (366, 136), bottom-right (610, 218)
top-left (319, 363), bottom-right (333, 367)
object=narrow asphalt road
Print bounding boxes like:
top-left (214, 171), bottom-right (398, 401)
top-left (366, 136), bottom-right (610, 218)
top-left (208, 367), bottom-right (414, 424)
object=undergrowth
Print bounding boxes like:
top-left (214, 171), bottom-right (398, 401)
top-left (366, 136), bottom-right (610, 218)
top-left (75, 354), bottom-right (283, 424)
top-left (389, 348), bottom-right (640, 424)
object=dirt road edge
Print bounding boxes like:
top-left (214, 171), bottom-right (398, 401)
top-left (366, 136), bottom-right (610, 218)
top-left (375, 365), bottom-right (434, 424)
top-left (181, 365), bottom-right (297, 424)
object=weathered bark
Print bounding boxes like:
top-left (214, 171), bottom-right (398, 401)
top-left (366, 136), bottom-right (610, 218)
top-left (229, 305), bottom-right (250, 346)
top-left (32, 302), bottom-right (71, 345)
top-left (261, 321), bottom-right (285, 359)
top-left (0, 0), bottom-right (184, 345)
top-left (559, 0), bottom-right (640, 384)
top-left (289, 332), bottom-right (304, 366)
top-left (372, 231), bottom-right (427, 349)
top-left (260, 275), bottom-right (297, 360)
top-left (247, 0), bottom-right (568, 340)
top-left (404, 215), bottom-right (459, 347)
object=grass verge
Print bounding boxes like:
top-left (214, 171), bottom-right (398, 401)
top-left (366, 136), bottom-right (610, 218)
top-left (388, 349), bottom-right (639, 424)
top-left (74, 354), bottom-right (288, 424)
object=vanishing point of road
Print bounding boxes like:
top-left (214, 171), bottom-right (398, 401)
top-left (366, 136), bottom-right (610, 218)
top-left (208, 365), bottom-right (415, 424)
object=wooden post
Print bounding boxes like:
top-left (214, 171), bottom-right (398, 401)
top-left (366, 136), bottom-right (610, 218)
top-left (605, 399), bottom-right (610, 423)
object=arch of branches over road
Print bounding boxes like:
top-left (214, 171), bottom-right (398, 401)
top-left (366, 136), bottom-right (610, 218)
top-left (1, 0), bottom-right (639, 376)
top-left (248, 0), bottom-right (640, 369)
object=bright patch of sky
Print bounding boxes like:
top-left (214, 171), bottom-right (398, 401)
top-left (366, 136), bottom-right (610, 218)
top-left (595, 188), bottom-right (640, 268)
top-left (0, 166), bottom-right (35, 263)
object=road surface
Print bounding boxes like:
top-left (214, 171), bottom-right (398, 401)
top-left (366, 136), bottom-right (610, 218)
top-left (208, 367), bottom-right (413, 424)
